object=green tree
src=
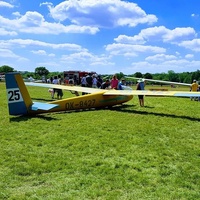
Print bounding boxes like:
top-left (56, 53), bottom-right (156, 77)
top-left (191, 70), bottom-right (200, 82)
top-left (0, 65), bottom-right (14, 73)
top-left (116, 72), bottom-right (125, 80)
top-left (178, 72), bottom-right (191, 83)
top-left (168, 70), bottom-right (179, 82)
top-left (134, 72), bottom-right (143, 78)
top-left (144, 72), bottom-right (153, 79)
top-left (35, 67), bottom-right (49, 77)
top-left (153, 73), bottom-right (168, 81)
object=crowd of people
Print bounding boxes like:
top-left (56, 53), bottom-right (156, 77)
top-left (83, 73), bottom-right (133, 90)
top-left (46, 73), bottom-right (199, 105)
top-left (80, 73), bottom-right (127, 90)
top-left (76, 73), bottom-right (146, 106)
top-left (47, 73), bottom-right (131, 100)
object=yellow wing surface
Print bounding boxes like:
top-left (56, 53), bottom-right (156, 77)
top-left (103, 90), bottom-right (200, 97)
top-left (25, 82), bottom-right (200, 97)
top-left (25, 82), bottom-right (105, 94)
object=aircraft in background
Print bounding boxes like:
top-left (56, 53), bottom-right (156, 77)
top-left (125, 76), bottom-right (193, 87)
top-left (0, 73), bottom-right (43, 83)
top-left (0, 74), bottom-right (5, 82)
top-left (5, 72), bottom-right (200, 116)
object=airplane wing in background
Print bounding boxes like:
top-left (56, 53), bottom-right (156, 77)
top-left (126, 76), bottom-right (191, 86)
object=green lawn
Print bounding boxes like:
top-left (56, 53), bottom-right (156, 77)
top-left (0, 82), bottom-right (200, 200)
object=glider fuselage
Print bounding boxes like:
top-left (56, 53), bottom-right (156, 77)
top-left (34, 91), bottom-right (133, 114)
top-left (5, 72), bottom-right (133, 115)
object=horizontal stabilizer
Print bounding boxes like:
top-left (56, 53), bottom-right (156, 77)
top-left (31, 102), bottom-right (59, 111)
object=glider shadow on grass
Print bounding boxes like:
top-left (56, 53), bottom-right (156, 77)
top-left (9, 107), bottom-right (98, 122)
top-left (110, 105), bottom-right (200, 122)
top-left (9, 104), bottom-right (200, 122)
top-left (9, 114), bottom-right (59, 123)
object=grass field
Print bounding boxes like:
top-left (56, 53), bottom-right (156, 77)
top-left (0, 82), bottom-right (200, 200)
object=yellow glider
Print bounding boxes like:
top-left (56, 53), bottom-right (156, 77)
top-left (5, 72), bottom-right (200, 116)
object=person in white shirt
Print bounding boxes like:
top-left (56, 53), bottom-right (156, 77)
top-left (52, 75), bottom-right (63, 99)
top-left (92, 74), bottom-right (97, 88)
top-left (81, 75), bottom-right (87, 95)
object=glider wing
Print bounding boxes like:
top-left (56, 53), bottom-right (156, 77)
top-left (26, 82), bottom-right (200, 97)
top-left (103, 90), bottom-right (200, 97)
top-left (25, 82), bottom-right (105, 94)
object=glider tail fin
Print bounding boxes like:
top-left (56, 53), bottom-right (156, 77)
top-left (5, 72), bottom-right (32, 115)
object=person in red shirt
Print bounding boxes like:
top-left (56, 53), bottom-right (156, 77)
top-left (110, 74), bottom-right (119, 89)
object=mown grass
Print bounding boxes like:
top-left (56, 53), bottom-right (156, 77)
top-left (0, 82), bottom-right (200, 200)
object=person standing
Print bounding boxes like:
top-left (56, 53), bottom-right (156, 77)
top-left (86, 73), bottom-right (93, 88)
top-left (110, 74), bottom-right (119, 89)
top-left (52, 76), bottom-right (59, 99)
top-left (190, 79), bottom-right (199, 101)
top-left (97, 75), bottom-right (103, 88)
top-left (52, 75), bottom-right (63, 99)
top-left (92, 74), bottom-right (98, 88)
top-left (136, 78), bottom-right (145, 107)
top-left (57, 75), bottom-right (63, 99)
top-left (81, 75), bottom-right (87, 95)
top-left (118, 79), bottom-right (126, 90)
top-left (100, 79), bottom-right (110, 89)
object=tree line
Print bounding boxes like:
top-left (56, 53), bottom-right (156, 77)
top-left (0, 65), bottom-right (199, 84)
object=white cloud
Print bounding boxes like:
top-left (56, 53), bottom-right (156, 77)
top-left (0, 48), bottom-right (28, 62)
top-left (61, 51), bottom-right (93, 61)
top-left (49, 53), bottom-right (55, 57)
top-left (114, 35), bottom-right (145, 44)
top-left (145, 54), bottom-right (177, 61)
top-left (0, 39), bottom-right (87, 51)
top-left (0, 11), bottom-right (99, 34)
top-left (0, 28), bottom-right (17, 36)
top-left (130, 59), bottom-right (200, 73)
top-left (60, 51), bottom-right (114, 71)
top-left (115, 26), bottom-right (196, 46)
top-left (185, 54), bottom-right (194, 59)
top-left (0, 1), bottom-right (14, 8)
top-left (191, 13), bottom-right (199, 18)
top-left (179, 39), bottom-right (200, 52)
top-left (61, 51), bottom-right (110, 64)
top-left (12, 11), bottom-right (21, 17)
top-left (0, 48), bottom-right (19, 58)
top-left (46, 0), bottom-right (157, 27)
top-left (36, 61), bottom-right (61, 69)
top-left (105, 43), bottom-right (166, 56)
top-left (31, 50), bottom-right (47, 55)
top-left (163, 27), bottom-right (196, 42)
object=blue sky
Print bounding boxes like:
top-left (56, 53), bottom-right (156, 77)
top-left (0, 0), bottom-right (200, 75)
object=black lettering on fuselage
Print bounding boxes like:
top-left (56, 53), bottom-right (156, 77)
top-left (65, 102), bottom-right (74, 110)
top-left (65, 99), bottom-right (96, 110)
